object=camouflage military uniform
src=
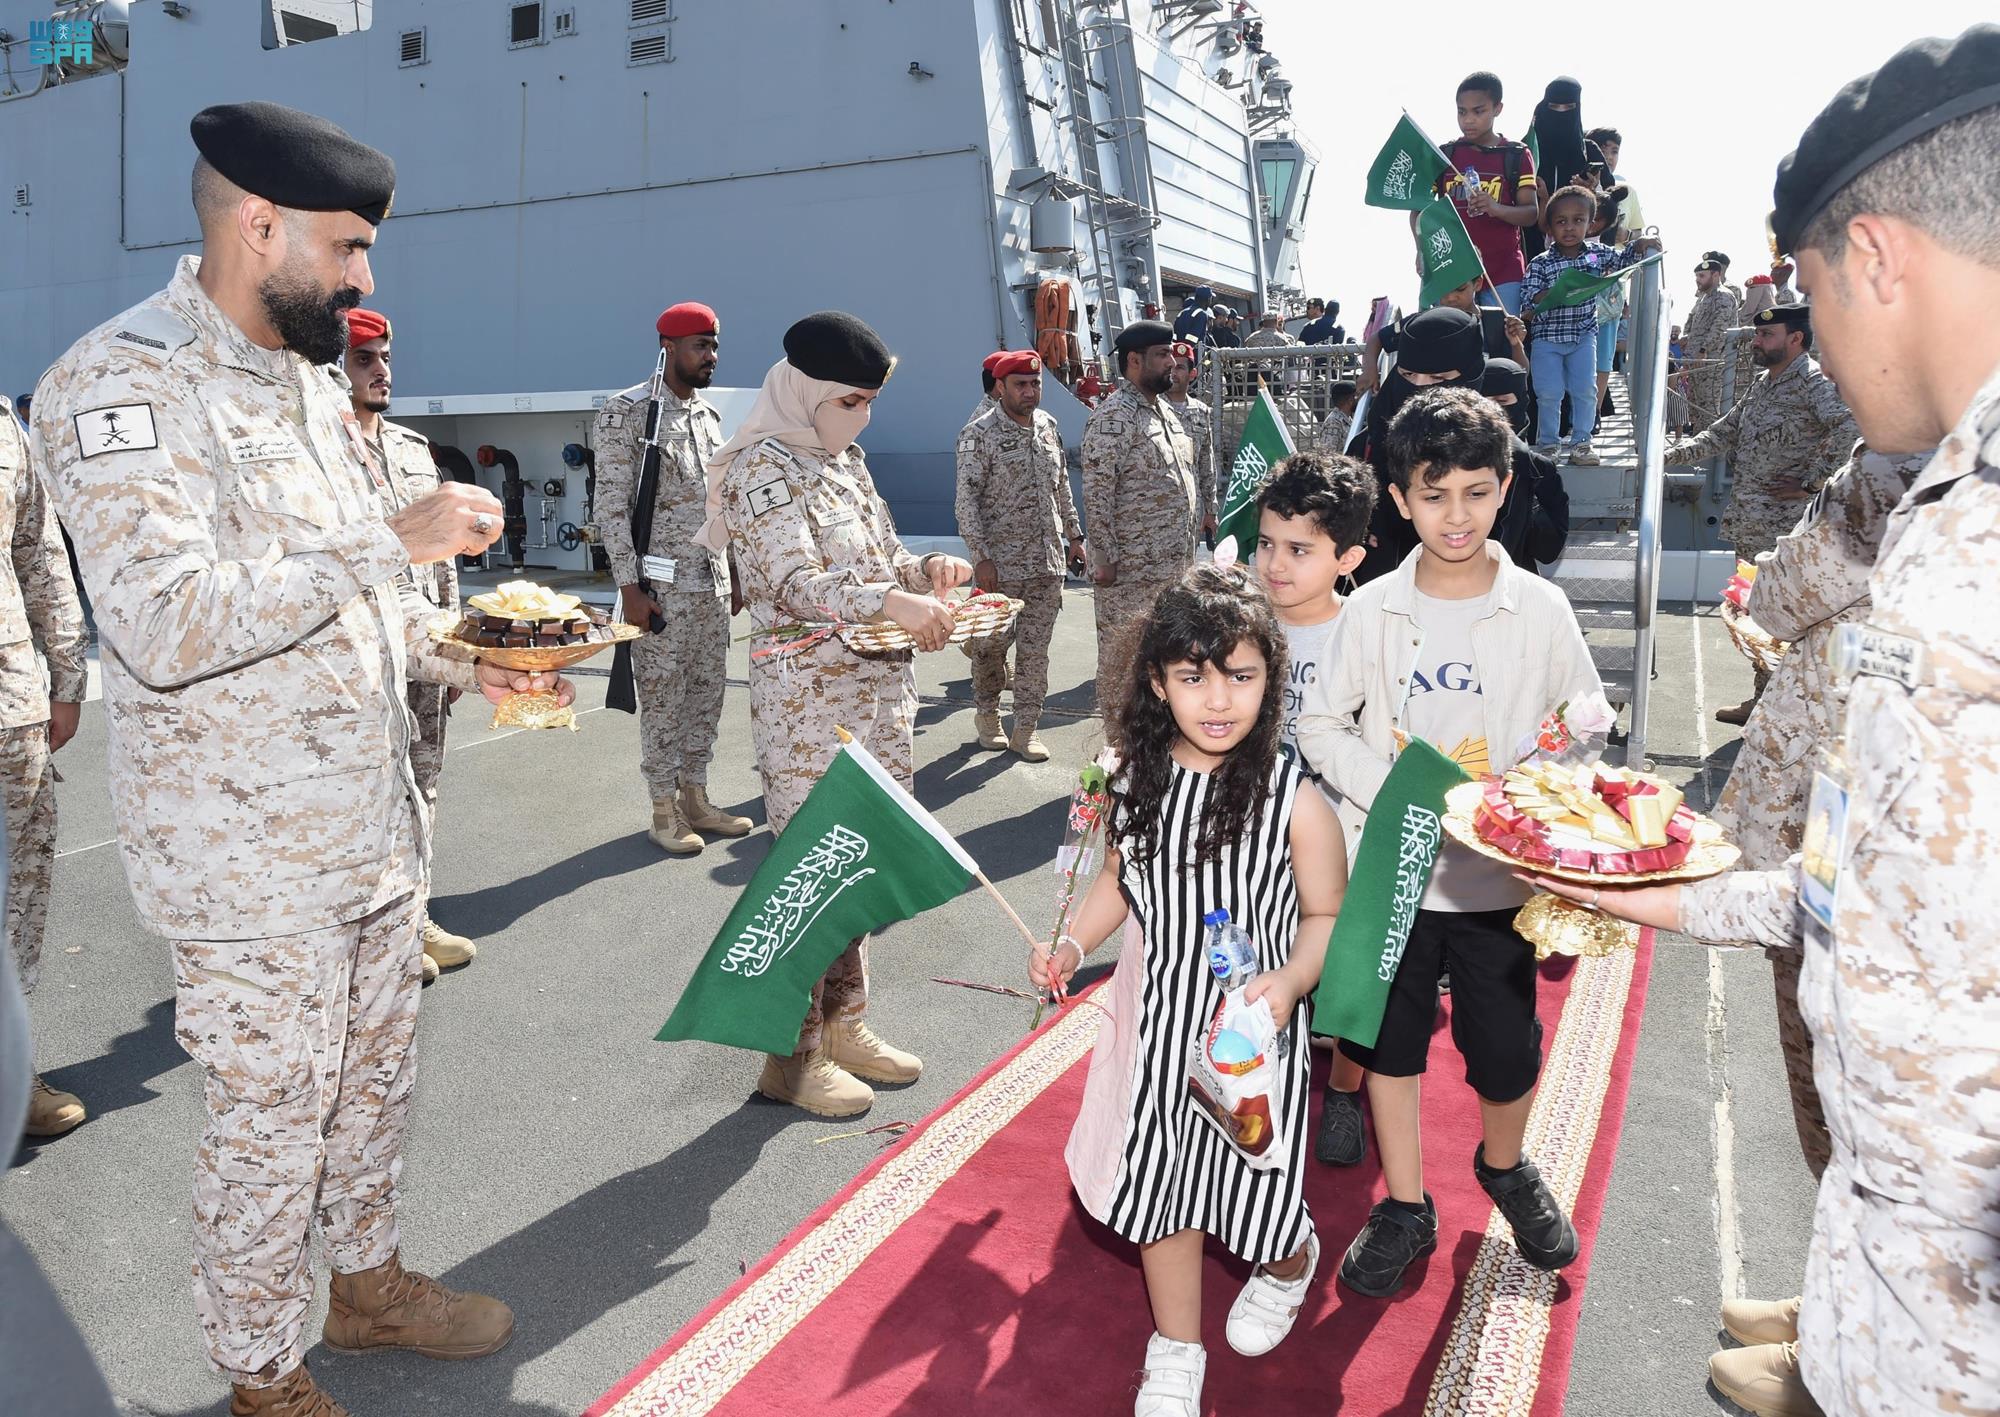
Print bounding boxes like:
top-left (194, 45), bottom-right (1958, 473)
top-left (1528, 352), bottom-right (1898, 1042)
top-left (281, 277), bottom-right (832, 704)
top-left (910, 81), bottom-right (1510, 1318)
top-left (1242, 328), bottom-right (1299, 348)
top-left (594, 382), bottom-right (730, 803)
top-left (1681, 285), bottom-right (1739, 430)
top-left (720, 437), bottom-right (937, 1054)
top-left (1670, 354), bottom-right (1859, 561)
top-left (0, 398), bottom-right (86, 998)
top-left (30, 255), bottom-right (482, 1386)
top-left (1735, 282), bottom-right (1777, 399)
top-left (1711, 445), bottom-right (1924, 1178)
top-left (954, 405), bottom-right (1082, 733)
top-left (1679, 367), bottom-right (2000, 1417)
top-left (365, 419), bottom-right (457, 809)
top-left (1081, 381), bottom-right (1199, 718)
top-left (964, 393), bottom-right (998, 429)
top-left (1164, 395), bottom-right (1217, 522)
top-left (1317, 407), bottom-right (1354, 458)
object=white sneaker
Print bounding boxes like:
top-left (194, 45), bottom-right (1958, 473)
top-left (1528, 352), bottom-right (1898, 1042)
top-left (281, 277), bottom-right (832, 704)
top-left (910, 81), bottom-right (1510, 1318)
top-left (1569, 440), bottom-right (1601, 465)
top-left (1225, 1230), bottom-right (1319, 1356)
top-left (1134, 1332), bottom-right (1206, 1416)
top-left (1534, 442), bottom-right (1563, 464)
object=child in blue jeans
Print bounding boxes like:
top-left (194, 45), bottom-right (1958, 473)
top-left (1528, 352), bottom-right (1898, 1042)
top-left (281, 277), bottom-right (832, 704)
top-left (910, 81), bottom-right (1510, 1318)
top-left (1519, 185), bottom-right (1660, 465)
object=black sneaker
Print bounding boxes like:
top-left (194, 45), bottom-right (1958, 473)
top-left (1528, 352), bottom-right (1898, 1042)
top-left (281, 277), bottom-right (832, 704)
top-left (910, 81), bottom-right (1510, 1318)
top-left (1338, 1195), bottom-right (1437, 1298)
top-left (1314, 1086), bottom-right (1367, 1167)
top-left (1475, 1144), bottom-right (1578, 1270)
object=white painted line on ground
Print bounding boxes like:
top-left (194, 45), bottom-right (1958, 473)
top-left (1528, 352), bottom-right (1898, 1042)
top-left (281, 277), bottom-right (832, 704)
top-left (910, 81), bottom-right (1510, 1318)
top-left (55, 837), bottom-right (117, 860)
top-left (1694, 610), bottom-right (1746, 1303)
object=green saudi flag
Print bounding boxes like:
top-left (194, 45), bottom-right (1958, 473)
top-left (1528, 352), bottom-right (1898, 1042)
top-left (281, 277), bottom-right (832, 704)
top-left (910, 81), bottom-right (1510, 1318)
top-left (1310, 738), bottom-right (1467, 1049)
top-left (1415, 197), bottom-right (1489, 307)
top-left (658, 738), bottom-right (978, 1055)
top-left (1214, 386), bottom-right (1296, 566)
top-left (1531, 250), bottom-right (1663, 312)
top-left (1523, 122), bottom-right (1540, 170)
top-left (1364, 111), bottom-right (1455, 211)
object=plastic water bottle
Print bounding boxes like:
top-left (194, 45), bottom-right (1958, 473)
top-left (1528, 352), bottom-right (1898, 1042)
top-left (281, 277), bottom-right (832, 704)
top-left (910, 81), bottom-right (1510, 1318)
top-left (1203, 909), bottom-right (1258, 990)
top-left (1460, 166), bottom-right (1481, 207)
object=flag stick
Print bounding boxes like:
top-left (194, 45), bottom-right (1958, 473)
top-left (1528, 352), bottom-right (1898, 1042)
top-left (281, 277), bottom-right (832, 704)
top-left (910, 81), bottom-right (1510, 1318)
top-left (974, 869), bottom-right (1042, 950)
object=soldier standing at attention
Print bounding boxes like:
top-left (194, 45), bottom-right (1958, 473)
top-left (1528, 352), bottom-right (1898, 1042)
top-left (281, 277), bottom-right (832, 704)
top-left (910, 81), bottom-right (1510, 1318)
top-left (0, 393), bottom-right (86, 1138)
top-left (953, 350), bottom-right (1085, 762)
top-left (701, 311), bottom-right (971, 1119)
top-left (1669, 304), bottom-right (1859, 723)
top-left (1081, 320), bottom-right (1198, 723)
top-left (1681, 257), bottom-right (1740, 432)
top-left (1528, 28), bottom-right (2000, 1417)
top-left (340, 308), bottom-right (476, 985)
top-left (31, 102), bottom-right (569, 1416)
top-left (1163, 339), bottom-right (1217, 527)
top-left (966, 350), bottom-right (1005, 429)
top-left (594, 302), bottom-right (749, 855)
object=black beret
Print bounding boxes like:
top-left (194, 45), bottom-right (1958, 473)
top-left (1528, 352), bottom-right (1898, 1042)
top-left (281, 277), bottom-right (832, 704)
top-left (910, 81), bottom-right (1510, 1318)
top-left (1397, 306), bottom-right (1485, 385)
top-left (1755, 305), bottom-right (1811, 330)
top-left (1702, 250), bottom-right (1731, 267)
top-left (783, 311), bottom-right (894, 388)
top-left (191, 102), bottom-right (396, 225)
top-left (1695, 259), bottom-right (1724, 274)
top-left (1772, 24), bottom-right (2000, 256)
top-left (1113, 320), bottom-right (1175, 359)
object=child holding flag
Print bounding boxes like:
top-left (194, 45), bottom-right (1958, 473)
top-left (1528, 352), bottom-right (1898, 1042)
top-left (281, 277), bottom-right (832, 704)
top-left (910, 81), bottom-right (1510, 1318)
top-left (1295, 389), bottom-right (1602, 1299)
top-left (1518, 185), bottom-right (1662, 464)
top-left (1030, 564), bottom-right (1345, 1417)
top-left (1254, 452), bottom-right (1377, 1168)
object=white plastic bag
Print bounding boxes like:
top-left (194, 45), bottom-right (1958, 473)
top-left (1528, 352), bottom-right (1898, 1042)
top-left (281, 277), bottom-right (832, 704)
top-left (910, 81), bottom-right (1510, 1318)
top-left (1186, 990), bottom-right (1287, 1171)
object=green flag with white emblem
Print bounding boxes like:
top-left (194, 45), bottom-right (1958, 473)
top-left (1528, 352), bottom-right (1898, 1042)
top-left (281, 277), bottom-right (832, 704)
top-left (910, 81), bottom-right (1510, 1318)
top-left (1415, 197), bottom-right (1490, 307)
top-left (1363, 111), bottom-right (1456, 211)
top-left (658, 738), bottom-right (978, 1055)
top-left (1214, 386), bottom-right (1297, 566)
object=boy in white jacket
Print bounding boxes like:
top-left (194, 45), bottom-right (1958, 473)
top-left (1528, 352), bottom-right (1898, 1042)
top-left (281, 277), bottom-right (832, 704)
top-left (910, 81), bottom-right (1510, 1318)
top-left (1295, 387), bottom-right (1603, 1298)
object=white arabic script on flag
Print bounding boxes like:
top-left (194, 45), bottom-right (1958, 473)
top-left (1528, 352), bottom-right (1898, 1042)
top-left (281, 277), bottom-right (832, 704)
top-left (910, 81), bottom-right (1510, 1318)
top-left (720, 825), bottom-right (875, 977)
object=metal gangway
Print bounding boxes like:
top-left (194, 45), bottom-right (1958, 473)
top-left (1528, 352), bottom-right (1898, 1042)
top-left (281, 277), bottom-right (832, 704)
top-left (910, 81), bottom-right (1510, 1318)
top-left (1198, 258), bottom-right (1672, 768)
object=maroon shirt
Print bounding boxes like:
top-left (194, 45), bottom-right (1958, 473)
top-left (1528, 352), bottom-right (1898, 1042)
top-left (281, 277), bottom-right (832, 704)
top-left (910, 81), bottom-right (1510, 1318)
top-left (1437, 137), bottom-right (1538, 286)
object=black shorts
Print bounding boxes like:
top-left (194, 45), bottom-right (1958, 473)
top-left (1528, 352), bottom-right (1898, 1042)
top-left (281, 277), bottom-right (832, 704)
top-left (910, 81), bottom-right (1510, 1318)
top-left (1338, 907), bottom-right (1544, 1102)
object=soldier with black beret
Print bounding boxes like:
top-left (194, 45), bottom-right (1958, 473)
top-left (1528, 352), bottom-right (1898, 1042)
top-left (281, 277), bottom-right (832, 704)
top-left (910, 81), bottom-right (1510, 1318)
top-left (30, 101), bottom-right (549, 1416)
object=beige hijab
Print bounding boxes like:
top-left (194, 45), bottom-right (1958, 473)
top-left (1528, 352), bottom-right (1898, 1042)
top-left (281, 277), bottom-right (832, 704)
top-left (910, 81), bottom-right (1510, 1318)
top-left (695, 356), bottom-right (863, 550)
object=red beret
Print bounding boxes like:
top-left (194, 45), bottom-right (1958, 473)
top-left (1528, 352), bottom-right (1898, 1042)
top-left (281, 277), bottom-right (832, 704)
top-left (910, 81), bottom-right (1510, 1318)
top-left (657, 302), bottom-right (720, 339)
top-left (992, 351), bottom-right (1042, 379)
top-left (981, 350), bottom-right (1010, 375)
top-left (1171, 340), bottom-right (1197, 363)
top-left (344, 308), bottom-right (391, 344)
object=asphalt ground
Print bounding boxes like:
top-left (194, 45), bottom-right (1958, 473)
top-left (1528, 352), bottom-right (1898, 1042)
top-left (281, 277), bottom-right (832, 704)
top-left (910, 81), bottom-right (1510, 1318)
top-left (5, 592), bottom-right (1815, 1416)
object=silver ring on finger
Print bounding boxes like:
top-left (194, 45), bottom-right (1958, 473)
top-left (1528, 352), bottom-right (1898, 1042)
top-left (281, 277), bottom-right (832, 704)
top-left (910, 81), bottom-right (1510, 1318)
top-left (1588, 889), bottom-right (1603, 910)
top-left (472, 514), bottom-right (492, 537)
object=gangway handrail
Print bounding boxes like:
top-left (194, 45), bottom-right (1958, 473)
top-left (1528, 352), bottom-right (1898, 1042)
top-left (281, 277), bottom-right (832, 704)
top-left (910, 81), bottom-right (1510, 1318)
top-left (1624, 255), bottom-right (1671, 768)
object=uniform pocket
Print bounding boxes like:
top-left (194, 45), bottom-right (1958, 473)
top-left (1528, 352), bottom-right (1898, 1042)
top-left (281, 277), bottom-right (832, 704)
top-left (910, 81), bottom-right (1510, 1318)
top-left (173, 962), bottom-right (321, 1113)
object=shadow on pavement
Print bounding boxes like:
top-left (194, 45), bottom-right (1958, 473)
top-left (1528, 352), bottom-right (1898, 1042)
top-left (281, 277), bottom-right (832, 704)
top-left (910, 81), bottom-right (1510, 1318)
top-left (429, 834), bottom-right (670, 938)
top-left (13, 999), bottom-right (184, 1170)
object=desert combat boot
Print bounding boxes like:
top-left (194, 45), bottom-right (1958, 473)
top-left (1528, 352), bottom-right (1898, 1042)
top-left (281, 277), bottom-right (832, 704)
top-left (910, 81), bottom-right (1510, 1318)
top-left (826, 1016), bottom-right (923, 1084)
top-left (229, 1362), bottom-right (350, 1417)
top-left (649, 798), bottom-right (703, 855)
top-left (679, 782), bottom-right (753, 837)
top-left (758, 1047), bottom-right (875, 1117)
top-left (323, 1251), bottom-right (514, 1360)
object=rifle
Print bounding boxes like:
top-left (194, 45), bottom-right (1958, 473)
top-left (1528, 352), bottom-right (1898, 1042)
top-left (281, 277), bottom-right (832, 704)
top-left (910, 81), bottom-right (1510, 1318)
top-left (606, 348), bottom-right (670, 714)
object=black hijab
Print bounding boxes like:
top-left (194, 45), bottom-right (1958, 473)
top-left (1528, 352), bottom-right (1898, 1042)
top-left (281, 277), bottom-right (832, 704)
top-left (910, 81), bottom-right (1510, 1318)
top-left (1534, 77), bottom-right (1591, 189)
top-left (1482, 357), bottom-right (1533, 437)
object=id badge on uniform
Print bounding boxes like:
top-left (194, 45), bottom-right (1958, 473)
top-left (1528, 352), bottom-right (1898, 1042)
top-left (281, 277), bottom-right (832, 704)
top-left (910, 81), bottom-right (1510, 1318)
top-left (641, 554), bottom-right (678, 586)
top-left (1798, 753), bottom-right (1852, 932)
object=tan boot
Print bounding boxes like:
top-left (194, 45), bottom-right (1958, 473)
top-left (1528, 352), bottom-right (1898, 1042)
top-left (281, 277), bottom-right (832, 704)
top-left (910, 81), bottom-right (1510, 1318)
top-left (421, 920), bottom-right (476, 971)
top-left (24, 1076), bottom-right (85, 1138)
top-left (421, 952), bottom-right (440, 986)
top-left (323, 1251), bottom-right (514, 1360)
top-left (974, 709), bottom-right (1007, 751)
top-left (649, 800), bottom-right (703, 856)
top-left (678, 783), bottom-right (752, 838)
top-left (1716, 698), bottom-right (1756, 726)
top-left (757, 1048), bottom-right (874, 1118)
top-left (825, 1017), bottom-right (923, 1085)
top-left (230, 1362), bottom-right (350, 1416)
top-left (1722, 1294), bottom-right (1802, 1346)
top-left (1708, 1342), bottom-right (1823, 1417)
top-left (1008, 720), bottom-right (1050, 762)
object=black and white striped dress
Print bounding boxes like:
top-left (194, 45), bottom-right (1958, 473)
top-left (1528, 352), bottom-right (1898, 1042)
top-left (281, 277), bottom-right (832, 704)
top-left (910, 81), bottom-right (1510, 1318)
top-left (1065, 756), bottom-right (1312, 1265)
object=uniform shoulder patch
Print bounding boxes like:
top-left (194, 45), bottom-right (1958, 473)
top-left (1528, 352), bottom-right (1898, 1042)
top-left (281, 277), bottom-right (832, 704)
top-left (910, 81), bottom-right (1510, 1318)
top-left (742, 477), bottom-right (796, 518)
top-left (109, 306), bottom-right (198, 363)
top-left (73, 403), bottom-right (159, 459)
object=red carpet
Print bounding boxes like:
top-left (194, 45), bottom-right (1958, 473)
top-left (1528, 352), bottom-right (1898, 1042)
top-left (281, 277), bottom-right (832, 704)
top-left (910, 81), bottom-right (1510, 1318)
top-left (589, 934), bottom-right (1653, 1417)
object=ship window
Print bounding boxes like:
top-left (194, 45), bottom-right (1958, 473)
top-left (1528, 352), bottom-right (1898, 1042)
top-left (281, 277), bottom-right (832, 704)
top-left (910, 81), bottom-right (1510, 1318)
top-left (1260, 158), bottom-right (1296, 220)
top-left (1294, 165), bottom-right (1314, 226)
top-left (509, 2), bottom-right (545, 48)
top-left (261, 2), bottom-right (372, 50)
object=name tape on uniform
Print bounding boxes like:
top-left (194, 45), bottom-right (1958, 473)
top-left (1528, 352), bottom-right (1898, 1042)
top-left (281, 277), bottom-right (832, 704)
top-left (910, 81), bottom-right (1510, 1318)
top-left (1828, 624), bottom-right (1926, 690)
top-left (73, 403), bottom-right (159, 459)
top-left (227, 434), bottom-right (308, 464)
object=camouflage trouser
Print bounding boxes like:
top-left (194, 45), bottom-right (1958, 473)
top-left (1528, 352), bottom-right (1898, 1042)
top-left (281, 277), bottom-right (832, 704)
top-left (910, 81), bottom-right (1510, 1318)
top-left (634, 593), bottom-right (729, 802)
top-left (749, 639), bottom-right (915, 1056)
top-left (1686, 359), bottom-right (1729, 432)
top-left (406, 681), bottom-right (450, 808)
top-left (175, 829), bottom-right (425, 1385)
top-left (969, 573), bottom-right (1063, 731)
top-left (0, 722), bottom-right (55, 996)
top-left (1768, 946), bottom-right (1831, 1178)
top-left (1094, 576), bottom-right (1177, 725)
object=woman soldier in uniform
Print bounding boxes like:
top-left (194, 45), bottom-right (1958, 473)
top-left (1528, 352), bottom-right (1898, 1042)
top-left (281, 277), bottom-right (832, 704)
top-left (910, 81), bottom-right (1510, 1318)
top-left (698, 311), bottom-right (972, 1117)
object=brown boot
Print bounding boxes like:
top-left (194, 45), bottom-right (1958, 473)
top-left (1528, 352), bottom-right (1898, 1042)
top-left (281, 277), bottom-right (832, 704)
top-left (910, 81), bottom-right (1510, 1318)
top-left (757, 1048), bottom-right (874, 1118)
top-left (678, 783), bottom-right (752, 838)
top-left (25, 1076), bottom-right (85, 1137)
top-left (825, 1017), bottom-right (923, 1085)
top-left (1722, 1294), bottom-right (1802, 1346)
top-left (323, 1251), bottom-right (514, 1360)
top-left (974, 709), bottom-right (1007, 751)
top-left (1715, 698), bottom-right (1756, 726)
top-left (649, 800), bottom-right (703, 856)
top-left (1708, 1341), bottom-right (1823, 1417)
top-left (230, 1363), bottom-right (350, 1416)
top-left (1007, 720), bottom-right (1050, 762)
top-left (421, 920), bottom-right (476, 970)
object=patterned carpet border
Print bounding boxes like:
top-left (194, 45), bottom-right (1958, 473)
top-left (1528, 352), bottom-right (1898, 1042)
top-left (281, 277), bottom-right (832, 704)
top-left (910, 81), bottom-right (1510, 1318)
top-left (587, 998), bottom-right (1104, 1417)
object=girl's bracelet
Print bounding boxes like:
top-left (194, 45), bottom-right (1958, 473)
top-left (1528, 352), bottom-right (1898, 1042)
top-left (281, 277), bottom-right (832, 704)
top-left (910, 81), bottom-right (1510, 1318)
top-left (1056, 934), bottom-right (1084, 961)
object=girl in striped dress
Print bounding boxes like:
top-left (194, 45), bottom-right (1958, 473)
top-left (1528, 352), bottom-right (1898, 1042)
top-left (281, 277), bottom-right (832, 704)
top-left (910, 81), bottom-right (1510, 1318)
top-left (1030, 565), bottom-right (1347, 1417)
